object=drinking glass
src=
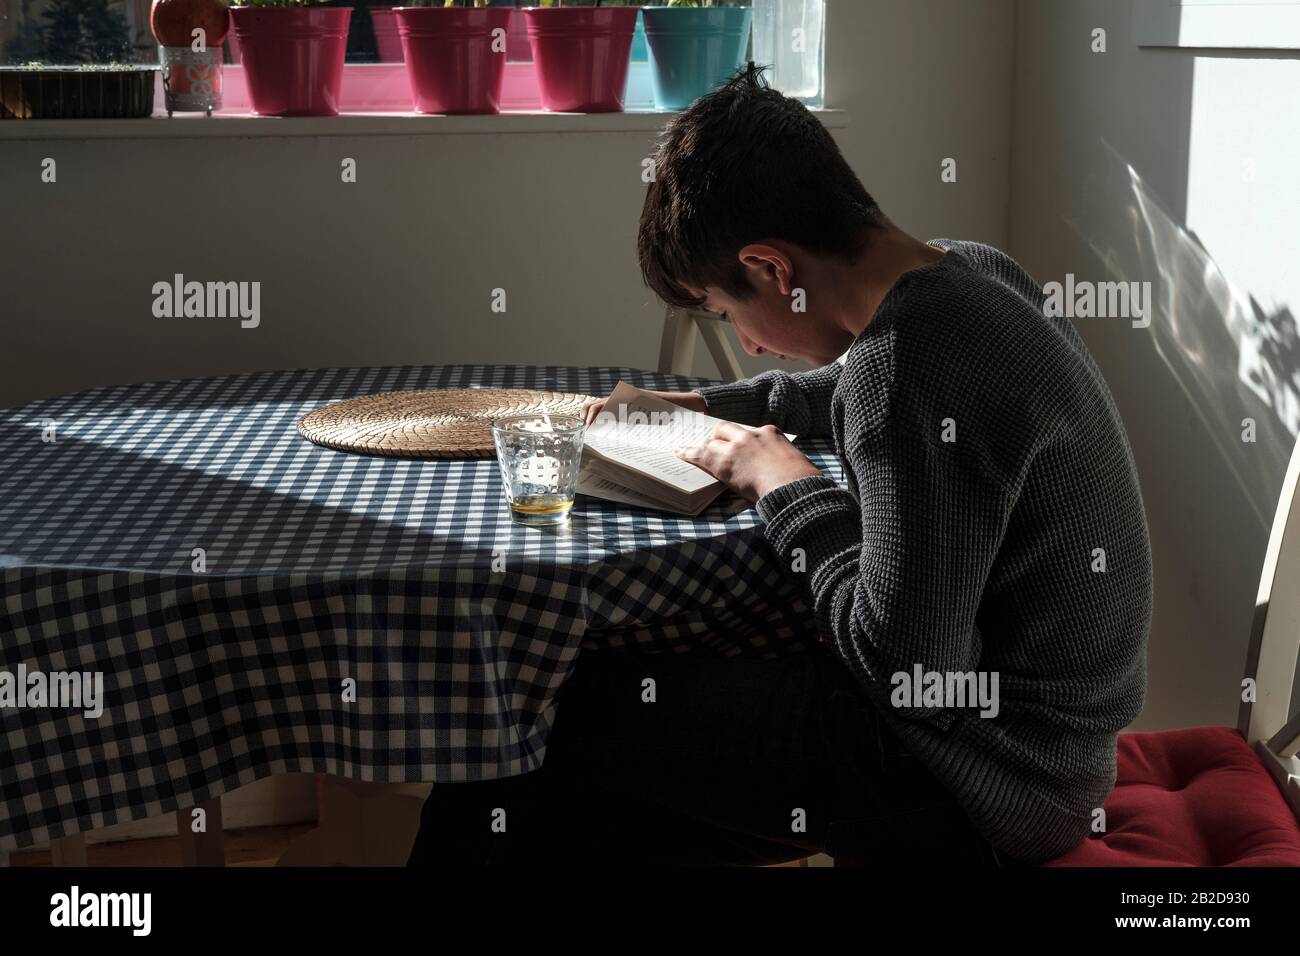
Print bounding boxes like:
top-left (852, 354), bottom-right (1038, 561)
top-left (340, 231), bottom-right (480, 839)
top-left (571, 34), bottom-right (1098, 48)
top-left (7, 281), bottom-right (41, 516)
top-left (491, 414), bottom-right (585, 527)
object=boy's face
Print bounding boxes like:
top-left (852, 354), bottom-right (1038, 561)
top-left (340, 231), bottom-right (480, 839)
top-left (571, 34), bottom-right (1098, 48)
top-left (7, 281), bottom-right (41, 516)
top-left (697, 287), bottom-right (809, 364)
top-left (691, 243), bottom-right (847, 367)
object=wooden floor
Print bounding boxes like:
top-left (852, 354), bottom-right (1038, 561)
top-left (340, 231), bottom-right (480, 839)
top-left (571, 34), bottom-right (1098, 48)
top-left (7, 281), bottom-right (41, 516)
top-left (10, 825), bottom-right (829, 867)
top-left (9, 824), bottom-right (316, 867)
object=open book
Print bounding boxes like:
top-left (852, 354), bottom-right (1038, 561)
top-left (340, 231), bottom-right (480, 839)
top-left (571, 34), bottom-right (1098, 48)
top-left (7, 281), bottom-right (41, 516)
top-left (576, 381), bottom-right (797, 516)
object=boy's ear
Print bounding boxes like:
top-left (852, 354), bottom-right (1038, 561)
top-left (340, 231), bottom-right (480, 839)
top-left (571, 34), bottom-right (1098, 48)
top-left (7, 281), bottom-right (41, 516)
top-left (738, 243), bottom-right (795, 297)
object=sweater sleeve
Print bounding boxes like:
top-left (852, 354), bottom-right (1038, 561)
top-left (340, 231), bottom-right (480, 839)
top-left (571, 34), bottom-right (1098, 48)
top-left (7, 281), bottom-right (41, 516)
top-left (694, 362), bottom-right (841, 437)
top-left (754, 421), bottom-right (1018, 726)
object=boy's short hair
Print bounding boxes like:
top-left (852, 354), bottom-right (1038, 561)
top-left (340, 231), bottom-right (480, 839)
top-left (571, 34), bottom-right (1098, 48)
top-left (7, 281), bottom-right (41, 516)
top-left (638, 63), bottom-right (888, 310)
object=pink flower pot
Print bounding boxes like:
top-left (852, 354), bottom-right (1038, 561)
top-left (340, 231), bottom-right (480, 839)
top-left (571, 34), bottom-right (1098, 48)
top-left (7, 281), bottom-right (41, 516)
top-left (396, 6), bottom-right (512, 115)
top-left (523, 6), bottom-right (638, 113)
top-left (371, 7), bottom-right (404, 63)
top-left (506, 8), bottom-right (531, 62)
top-left (229, 6), bottom-right (351, 117)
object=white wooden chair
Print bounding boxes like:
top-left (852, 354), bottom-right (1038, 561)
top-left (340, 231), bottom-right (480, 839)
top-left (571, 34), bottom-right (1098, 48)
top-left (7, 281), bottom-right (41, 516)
top-left (1041, 430), bottom-right (1300, 865)
top-left (658, 305), bottom-right (745, 380)
top-left (1238, 428), bottom-right (1300, 815)
top-left (657, 305), bottom-right (850, 381)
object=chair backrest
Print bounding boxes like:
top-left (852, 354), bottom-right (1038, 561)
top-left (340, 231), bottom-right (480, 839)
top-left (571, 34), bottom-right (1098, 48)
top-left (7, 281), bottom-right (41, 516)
top-left (657, 306), bottom-right (744, 381)
top-left (1239, 430), bottom-right (1300, 818)
top-left (658, 306), bottom-right (851, 382)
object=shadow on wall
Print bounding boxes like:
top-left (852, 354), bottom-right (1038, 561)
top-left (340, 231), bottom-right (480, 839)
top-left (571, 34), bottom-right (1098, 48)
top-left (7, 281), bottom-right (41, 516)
top-left (1070, 138), bottom-right (1296, 532)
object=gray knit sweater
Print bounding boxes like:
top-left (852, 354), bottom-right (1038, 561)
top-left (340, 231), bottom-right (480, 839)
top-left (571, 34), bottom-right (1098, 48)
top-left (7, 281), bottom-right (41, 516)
top-left (696, 239), bottom-right (1152, 864)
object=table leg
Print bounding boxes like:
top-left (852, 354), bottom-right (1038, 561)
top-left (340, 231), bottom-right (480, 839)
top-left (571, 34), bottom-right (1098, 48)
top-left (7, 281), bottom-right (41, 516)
top-left (50, 833), bottom-right (88, 866)
top-left (277, 775), bottom-right (430, 867)
top-left (176, 797), bottom-right (225, 866)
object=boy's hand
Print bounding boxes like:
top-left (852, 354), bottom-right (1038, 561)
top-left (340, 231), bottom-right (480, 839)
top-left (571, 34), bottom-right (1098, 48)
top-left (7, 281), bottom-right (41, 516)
top-left (674, 423), bottom-right (822, 504)
top-left (580, 390), bottom-right (707, 427)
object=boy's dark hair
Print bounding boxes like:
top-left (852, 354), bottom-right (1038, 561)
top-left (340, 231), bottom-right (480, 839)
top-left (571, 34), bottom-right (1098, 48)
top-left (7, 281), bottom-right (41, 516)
top-left (638, 63), bottom-right (888, 310)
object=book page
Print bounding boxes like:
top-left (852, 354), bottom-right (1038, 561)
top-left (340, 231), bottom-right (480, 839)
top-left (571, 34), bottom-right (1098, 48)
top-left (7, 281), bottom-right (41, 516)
top-left (582, 381), bottom-right (796, 494)
top-left (576, 462), bottom-right (681, 512)
top-left (578, 459), bottom-right (719, 517)
top-left (582, 383), bottom-right (724, 493)
top-left (591, 438), bottom-right (716, 489)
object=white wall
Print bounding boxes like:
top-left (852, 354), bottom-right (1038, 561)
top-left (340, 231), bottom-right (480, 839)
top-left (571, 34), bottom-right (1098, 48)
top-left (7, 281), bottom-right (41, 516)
top-left (0, 124), bottom-right (671, 406)
top-left (1007, 0), bottom-right (1300, 730)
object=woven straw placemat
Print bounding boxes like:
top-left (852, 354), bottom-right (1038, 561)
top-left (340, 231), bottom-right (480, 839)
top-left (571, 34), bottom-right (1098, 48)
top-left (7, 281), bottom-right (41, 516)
top-left (297, 388), bottom-right (598, 459)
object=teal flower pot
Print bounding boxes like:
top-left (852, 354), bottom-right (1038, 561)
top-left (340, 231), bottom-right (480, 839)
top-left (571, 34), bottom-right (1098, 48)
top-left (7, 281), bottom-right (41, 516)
top-left (642, 6), bottom-right (752, 111)
top-left (631, 11), bottom-right (649, 62)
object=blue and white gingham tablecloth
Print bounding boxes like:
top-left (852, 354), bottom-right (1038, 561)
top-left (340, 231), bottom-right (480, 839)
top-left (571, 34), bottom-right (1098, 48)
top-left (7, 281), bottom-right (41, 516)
top-left (0, 364), bottom-right (840, 851)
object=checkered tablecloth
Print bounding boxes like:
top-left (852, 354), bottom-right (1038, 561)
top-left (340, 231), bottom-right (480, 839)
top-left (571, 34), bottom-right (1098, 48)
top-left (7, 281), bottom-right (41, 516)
top-left (0, 365), bottom-right (840, 851)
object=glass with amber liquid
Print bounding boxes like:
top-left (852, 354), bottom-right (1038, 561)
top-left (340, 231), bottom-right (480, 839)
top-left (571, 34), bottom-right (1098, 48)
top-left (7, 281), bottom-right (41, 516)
top-left (491, 413), bottom-right (585, 527)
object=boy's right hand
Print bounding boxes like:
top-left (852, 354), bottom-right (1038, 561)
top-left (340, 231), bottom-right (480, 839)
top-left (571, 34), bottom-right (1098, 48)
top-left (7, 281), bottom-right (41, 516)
top-left (580, 390), bottom-right (707, 427)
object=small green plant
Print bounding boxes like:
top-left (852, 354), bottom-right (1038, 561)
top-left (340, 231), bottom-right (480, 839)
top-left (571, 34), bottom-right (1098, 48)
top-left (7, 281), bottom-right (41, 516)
top-left (4, 61), bottom-right (150, 71)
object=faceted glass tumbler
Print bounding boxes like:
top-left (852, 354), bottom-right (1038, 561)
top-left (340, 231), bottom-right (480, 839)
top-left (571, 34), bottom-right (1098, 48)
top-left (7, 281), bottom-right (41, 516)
top-left (491, 414), bottom-right (585, 527)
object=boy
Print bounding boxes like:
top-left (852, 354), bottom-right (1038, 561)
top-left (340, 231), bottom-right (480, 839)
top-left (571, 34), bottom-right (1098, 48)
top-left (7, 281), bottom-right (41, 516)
top-left (408, 66), bottom-right (1151, 867)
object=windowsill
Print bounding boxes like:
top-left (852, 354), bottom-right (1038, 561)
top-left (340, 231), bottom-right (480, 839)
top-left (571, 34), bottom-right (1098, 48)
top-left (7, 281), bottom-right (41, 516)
top-left (0, 107), bottom-right (845, 139)
top-left (0, 62), bottom-right (842, 139)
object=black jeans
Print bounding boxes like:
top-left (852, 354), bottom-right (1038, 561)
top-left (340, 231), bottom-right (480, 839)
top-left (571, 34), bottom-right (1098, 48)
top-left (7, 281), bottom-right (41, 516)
top-left (407, 647), bottom-right (1006, 866)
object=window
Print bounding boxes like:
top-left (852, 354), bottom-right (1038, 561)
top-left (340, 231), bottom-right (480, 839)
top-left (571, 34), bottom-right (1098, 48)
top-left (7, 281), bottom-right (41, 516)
top-left (0, 0), bottom-right (826, 116)
top-left (1135, 0), bottom-right (1300, 50)
top-left (2, 0), bottom-right (155, 65)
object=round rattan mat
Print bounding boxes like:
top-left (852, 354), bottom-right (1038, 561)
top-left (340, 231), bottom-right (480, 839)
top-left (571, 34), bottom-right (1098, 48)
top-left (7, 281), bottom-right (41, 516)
top-left (297, 388), bottom-right (597, 459)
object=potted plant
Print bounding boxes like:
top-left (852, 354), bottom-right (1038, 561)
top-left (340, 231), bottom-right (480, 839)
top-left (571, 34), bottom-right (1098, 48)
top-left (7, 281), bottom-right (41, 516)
top-left (0, 63), bottom-right (159, 119)
top-left (371, 8), bottom-right (403, 61)
top-left (395, 1), bottom-right (513, 113)
top-left (523, 0), bottom-right (640, 113)
top-left (228, 0), bottom-right (353, 116)
top-left (500, 0), bottom-right (532, 62)
top-left (641, 0), bottom-right (750, 111)
top-left (473, 0), bottom-right (532, 62)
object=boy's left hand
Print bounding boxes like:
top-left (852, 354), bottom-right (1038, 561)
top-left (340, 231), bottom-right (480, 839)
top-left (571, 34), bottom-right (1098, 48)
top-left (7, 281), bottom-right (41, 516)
top-left (674, 423), bottom-right (823, 504)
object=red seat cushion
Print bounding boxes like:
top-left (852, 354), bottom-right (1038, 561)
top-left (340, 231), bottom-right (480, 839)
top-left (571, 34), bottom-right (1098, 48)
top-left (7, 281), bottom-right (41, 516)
top-left (1046, 725), bottom-right (1300, 866)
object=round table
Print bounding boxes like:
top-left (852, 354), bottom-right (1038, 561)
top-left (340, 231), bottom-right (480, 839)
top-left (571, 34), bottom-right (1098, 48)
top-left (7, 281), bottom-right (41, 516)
top-left (0, 364), bottom-right (841, 856)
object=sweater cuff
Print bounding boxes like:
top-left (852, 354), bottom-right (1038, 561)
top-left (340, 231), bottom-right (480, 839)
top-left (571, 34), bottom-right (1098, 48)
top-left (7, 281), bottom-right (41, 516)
top-left (755, 474), bottom-right (842, 523)
top-left (694, 381), bottom-right (771, 427)
top-left (755, 475), bottom-right (862, 577)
